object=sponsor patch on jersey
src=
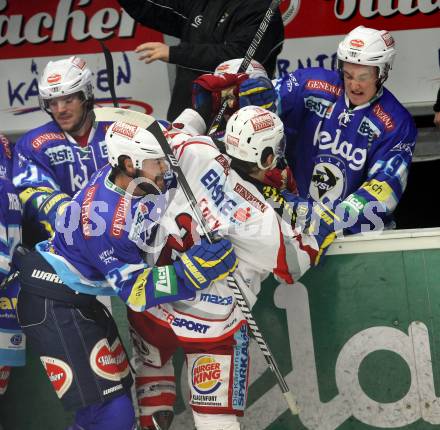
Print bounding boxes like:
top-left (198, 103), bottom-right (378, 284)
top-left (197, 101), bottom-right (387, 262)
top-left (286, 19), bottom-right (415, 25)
top-left (81, 185), bottom-right (98, 238)
top-left (90, 338), bottom-right (121, 381)
top-left (363, 179), bottom-right (393, 202)
top-left (200, 293), bottom-right (233, 306)
top-left (41, 356), bottom-right (73, 398)
top-left (152, 266), bottom-right (177, 298)
top-left (306, 80), bottom-right (343, 97)
top-left (127, 269), bottom-right (150, 310)
top-left (313, 120), bottom-right (367, 171)
top-left (32, 133), bottom-right (65, 150)
top-left (341, 194), bottom-right (367, 214)
top-left (304, 96), bottom-right (334, 118)
top-left (111, 338), bottom-right (130, 379)
top-left (357, 116), bottom-right (381, 141)
top-left (309, 158), bottom-right (346, 203)
top-left (215, 154), bottom-right (231, 175)
top-left (171, 317), bottom-right (210, 334)
top-left (232, 207), bottom-right (251, 222)
top-left (233, 183), bottom-right (267, 212)
top-left (372, 104), bottom-right (394, 130)
top-left (111, 196), bottom-right (129, 238)
top-left (188, 354), bottom-right (230, 408)
top-left (45, 144), bottom-right (75, 166)
top-left (112, 122), bottom-right (138, 140)
top-left (232, 325), bottom-right (250, 409)
top-left (250, 112), bottom-right (274, 132)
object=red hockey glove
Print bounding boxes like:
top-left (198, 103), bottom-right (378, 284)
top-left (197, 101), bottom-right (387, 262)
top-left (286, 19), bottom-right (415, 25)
top-left (264, 166), bottom-right (298, 194)
top-left (192, 73), bottom-right (249, 123)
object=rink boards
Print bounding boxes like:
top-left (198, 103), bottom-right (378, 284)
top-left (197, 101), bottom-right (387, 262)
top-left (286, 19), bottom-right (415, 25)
top-left (3, 228), bottom-right (440, 429)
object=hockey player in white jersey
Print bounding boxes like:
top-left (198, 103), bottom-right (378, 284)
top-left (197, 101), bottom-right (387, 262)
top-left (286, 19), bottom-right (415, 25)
top-left (128, 106), bottom-right (324, 430)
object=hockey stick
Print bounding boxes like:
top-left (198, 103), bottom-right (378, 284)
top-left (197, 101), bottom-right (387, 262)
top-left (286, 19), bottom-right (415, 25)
top-left (100, 41), bottom-right (118, 107)
top-left (94, 106), bottom-right (299, 415)
top-left (208, 0), bottom-right (282, 135)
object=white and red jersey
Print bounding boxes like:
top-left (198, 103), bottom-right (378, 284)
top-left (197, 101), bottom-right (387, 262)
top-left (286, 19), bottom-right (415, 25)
top-left (143, 109), bottom-right (318, 342)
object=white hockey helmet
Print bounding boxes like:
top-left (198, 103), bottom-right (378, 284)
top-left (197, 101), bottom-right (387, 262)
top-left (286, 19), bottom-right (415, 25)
top-left (337, 26), bottom-right (396, 83)
top-left (38, 56), bottom-right (94, 111)
top-left (106, 121), bottom-right (166, 169)
top-left (224, 105), bottom-right (285, 170)
top-left (214, 58), bottom-right (268, 79)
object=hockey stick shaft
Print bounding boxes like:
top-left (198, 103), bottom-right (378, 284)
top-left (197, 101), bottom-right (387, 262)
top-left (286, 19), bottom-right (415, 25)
top-left (100, 41), bottom-right (119, 108)
top-left (151, 121), bottom-right (299, 415)
top-left (208, 0), bottom-right (282, 135)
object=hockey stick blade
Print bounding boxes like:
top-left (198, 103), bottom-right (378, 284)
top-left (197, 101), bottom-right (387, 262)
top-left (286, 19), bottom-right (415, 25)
top-left (93, 107), bottom-right (156, 129)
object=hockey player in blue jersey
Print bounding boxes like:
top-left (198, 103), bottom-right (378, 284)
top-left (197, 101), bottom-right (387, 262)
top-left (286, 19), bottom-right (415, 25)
top-left (16, 119), bottom-right (238, 430)
top-left (195, 27), bottom-right (417, 258)
top-left (272, 26), bottom-right (417, 241)
top-left (12, 56), bottom-right (111, 246)
top-left (0, 157), bottom-right (23, 404)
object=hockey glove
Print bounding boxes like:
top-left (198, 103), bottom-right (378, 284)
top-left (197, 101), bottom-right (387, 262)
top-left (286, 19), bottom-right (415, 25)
top-left (19, 186), bottom-right (71, 237)
top-left (192, 73), bottom-right (249, 124)
top-left (299, 199), bottom-right (339, 265)
top-left (264, 165), bottom-right (298, 194)
top-left (174, 238), bottom-right (238, 291)
top-left (238, 77), bottom-right (277, 112)
top-left (277, 191), bottom-right (339, 265)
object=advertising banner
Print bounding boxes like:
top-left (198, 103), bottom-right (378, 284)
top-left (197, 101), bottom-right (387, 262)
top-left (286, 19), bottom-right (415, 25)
top-left (0, 0), bottom-right (439, 136)
top-left (3, 229), bottom-right (440, 429)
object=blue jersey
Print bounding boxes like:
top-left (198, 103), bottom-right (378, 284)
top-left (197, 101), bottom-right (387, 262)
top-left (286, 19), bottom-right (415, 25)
top-left (12, 119), bottom-right (111, 238)
top-left (0, 177), bottom-right (24, 367)
top-left (37, 164), bottom-right (193, 311)
top-left (275, 67), bottom-right (417, 233)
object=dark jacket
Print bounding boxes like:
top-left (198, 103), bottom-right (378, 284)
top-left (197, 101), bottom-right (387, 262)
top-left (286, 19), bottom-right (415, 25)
top-left (119, 0), bottom-right (285, 120)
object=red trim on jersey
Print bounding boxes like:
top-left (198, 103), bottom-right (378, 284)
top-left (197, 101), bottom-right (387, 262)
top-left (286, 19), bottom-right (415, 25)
top-left (171, 304), bottom-right (236, 323)
top-left (273, 221), bottom-right (294, 284)
top-left (174, 139), bottom-right (217, 161)
top-left (144, 309), bottom-right (245, 343)
top-left (295, 233), bottom-right (319, 265)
